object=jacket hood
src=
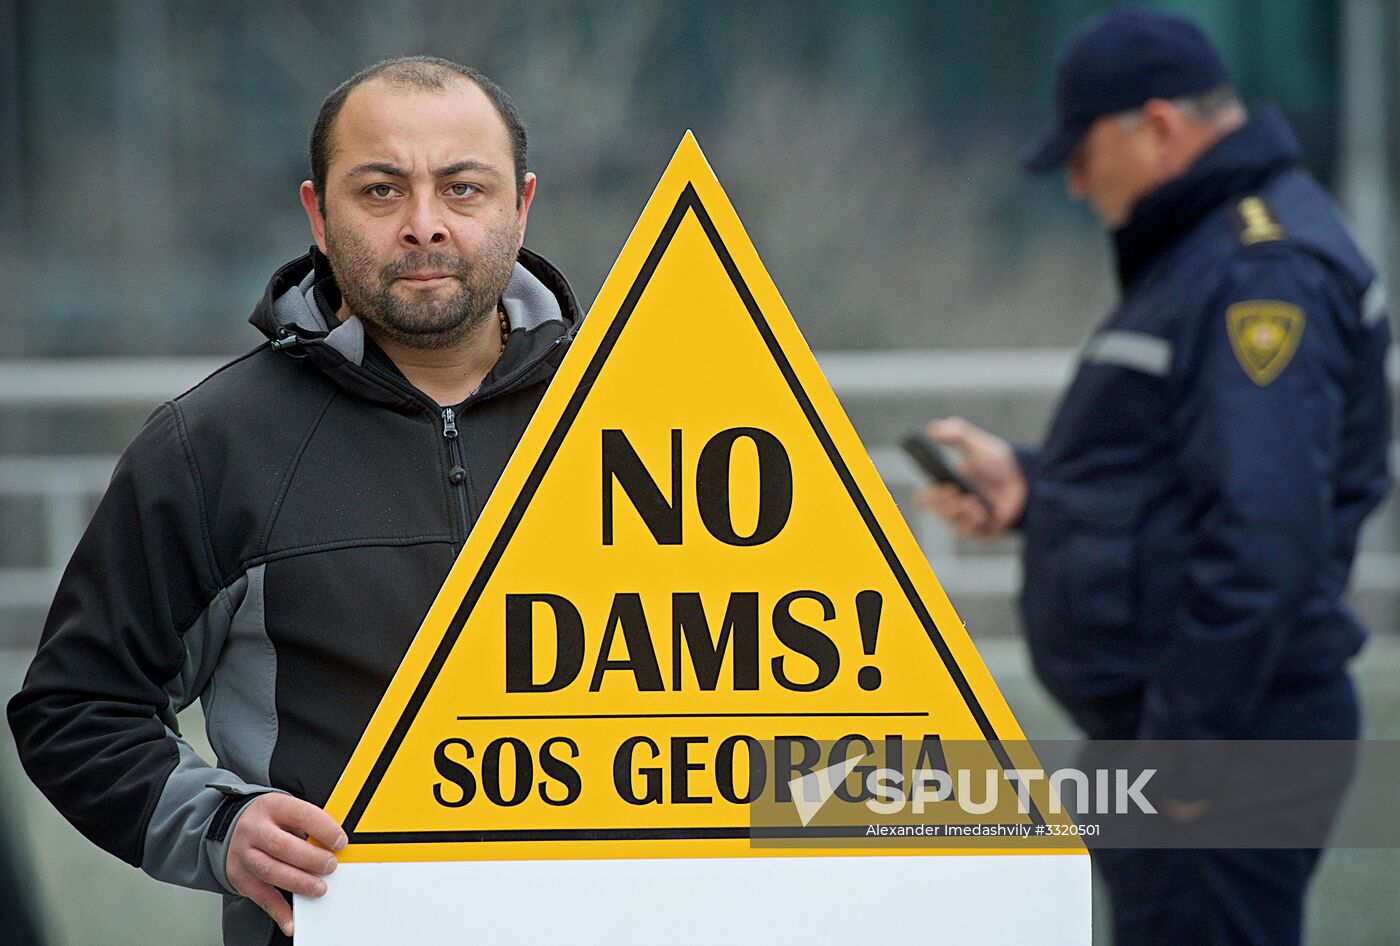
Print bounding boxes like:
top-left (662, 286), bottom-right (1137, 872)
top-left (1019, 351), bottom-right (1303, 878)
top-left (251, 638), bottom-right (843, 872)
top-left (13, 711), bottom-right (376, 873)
top-left (248, 245), bottom-right (582, 408)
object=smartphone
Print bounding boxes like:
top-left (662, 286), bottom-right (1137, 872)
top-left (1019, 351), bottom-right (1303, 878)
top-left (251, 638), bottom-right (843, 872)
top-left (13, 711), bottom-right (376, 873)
top-left (899, 431), bottom-right (995, 516)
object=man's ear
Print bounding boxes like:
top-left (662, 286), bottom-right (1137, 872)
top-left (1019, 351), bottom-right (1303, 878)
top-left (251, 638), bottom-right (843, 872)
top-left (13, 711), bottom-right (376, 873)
top-left (1135, 99), bottom-right (1184, 172)
top-left (516, 172), bottom-right (537, 240)
top-left (1140, 99), bottom-right (1183, 146)
top-left (300, 181), bottom-right (329, 253)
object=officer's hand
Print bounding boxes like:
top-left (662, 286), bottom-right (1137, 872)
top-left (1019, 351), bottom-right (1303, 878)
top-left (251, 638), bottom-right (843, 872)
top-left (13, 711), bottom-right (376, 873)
top-left (226, 793), bottom-right (347, 939)
top-left (914, 417), bottom-right (1026, 540)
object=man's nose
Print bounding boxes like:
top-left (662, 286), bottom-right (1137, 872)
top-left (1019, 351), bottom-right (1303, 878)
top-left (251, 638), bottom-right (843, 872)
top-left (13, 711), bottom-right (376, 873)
top-left (400, 193), bottom-right (449, 247)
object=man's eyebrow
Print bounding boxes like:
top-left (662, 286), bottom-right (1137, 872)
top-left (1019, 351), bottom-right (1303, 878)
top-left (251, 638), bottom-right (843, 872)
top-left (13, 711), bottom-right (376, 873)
top-left (343, 159), bottom-right (504, 180)
top-left (435, 159), bottom-right (503, 179)
top-left (346, 161), bottom-right (408, 179)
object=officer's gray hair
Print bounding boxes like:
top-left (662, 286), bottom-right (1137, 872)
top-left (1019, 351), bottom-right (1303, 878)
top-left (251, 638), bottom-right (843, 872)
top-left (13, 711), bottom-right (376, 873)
top-left (1172, 84), bottom-right (1247, 124)
top-left (1114, 84), bottom-right (1247, 131)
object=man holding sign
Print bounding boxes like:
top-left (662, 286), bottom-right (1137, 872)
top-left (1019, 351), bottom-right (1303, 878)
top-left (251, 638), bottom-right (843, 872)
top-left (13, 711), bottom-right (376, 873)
top-left (9, 57), bottom-right (580, 945)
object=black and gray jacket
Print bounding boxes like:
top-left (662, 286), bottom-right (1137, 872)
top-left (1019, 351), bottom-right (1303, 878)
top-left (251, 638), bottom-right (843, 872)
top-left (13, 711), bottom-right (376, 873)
top-left (8, 246), bottom-right (579, 945)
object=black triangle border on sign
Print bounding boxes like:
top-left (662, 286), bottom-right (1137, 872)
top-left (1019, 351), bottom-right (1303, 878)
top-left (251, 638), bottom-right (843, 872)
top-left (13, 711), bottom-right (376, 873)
top-left (344, 185), bottom-right (1040, 843)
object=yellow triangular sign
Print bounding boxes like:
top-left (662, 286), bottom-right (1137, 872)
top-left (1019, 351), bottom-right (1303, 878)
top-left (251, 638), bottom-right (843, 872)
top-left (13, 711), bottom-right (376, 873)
top-left (325, 132), bottom-right (1052, 863)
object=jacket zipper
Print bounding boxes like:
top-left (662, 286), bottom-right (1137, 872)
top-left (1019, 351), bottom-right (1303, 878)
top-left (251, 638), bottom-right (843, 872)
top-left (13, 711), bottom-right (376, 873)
top-left (441, 407), bottom-right (470, 544)
top-left (436, 336), bottom-right (569, 545)
top-left (351, 335), bottom-right (570, 545)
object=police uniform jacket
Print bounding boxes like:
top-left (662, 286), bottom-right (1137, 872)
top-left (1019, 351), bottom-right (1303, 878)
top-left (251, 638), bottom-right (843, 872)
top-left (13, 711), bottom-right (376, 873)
top-left (1016, 107), bottom-right (1392, 741)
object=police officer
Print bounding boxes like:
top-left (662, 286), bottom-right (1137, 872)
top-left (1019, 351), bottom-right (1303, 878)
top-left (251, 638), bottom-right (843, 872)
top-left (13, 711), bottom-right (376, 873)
top-left (918, 7), bottom-right (1392, 945)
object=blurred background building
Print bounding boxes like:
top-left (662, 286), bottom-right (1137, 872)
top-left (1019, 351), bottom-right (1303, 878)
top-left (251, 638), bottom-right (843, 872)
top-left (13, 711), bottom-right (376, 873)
top-left (0, 1), bottom-right (1396, 943)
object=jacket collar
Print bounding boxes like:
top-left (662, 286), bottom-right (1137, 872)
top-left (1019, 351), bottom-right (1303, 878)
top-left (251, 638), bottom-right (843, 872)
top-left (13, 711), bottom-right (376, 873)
top-left (248, 246), bottom-right (581, 410)
top-left (1111, 105), bottom-right (1301, 290)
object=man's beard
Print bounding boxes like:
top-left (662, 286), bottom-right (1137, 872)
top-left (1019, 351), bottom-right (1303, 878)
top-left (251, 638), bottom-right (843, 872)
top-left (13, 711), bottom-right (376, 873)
top-left (323, 218), bottom-right (519, 351)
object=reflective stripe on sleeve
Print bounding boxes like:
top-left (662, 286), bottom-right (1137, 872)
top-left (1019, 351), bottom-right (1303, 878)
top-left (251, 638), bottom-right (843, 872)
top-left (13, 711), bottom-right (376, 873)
top-left (1081, 330), bottom-right (1174, 376)
top-left (1362, 280), bottom-right (1387, 328)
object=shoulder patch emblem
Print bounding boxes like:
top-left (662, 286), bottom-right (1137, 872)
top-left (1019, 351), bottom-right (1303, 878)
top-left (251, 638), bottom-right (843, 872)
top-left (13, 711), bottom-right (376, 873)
top-left (1226, 301), bottom-right (1304, 385)
top-left (1232, 196), bottom-right (1286, 245)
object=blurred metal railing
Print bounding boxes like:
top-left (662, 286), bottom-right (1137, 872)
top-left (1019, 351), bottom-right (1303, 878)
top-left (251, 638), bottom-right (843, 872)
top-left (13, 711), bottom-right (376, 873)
top-left (1, 352), bottom-right (1396, 620)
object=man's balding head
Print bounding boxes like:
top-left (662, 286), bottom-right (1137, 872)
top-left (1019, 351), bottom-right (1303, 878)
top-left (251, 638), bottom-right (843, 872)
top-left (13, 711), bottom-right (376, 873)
top-left (309, 56), bottom-right (527, 208)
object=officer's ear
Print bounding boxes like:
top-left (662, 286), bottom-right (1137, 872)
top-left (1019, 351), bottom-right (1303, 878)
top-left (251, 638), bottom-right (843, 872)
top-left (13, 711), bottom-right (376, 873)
top-left (1139, 100), bottom-right (1182, 142)
top-left (1139, 99), bottom-right (1190, 169)
top-left (300, 181), bottom-right (329, 255)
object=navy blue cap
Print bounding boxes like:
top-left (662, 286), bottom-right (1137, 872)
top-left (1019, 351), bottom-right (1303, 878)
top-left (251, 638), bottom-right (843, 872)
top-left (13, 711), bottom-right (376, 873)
top-left (1021, 5), bottom-right (1230, 172)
